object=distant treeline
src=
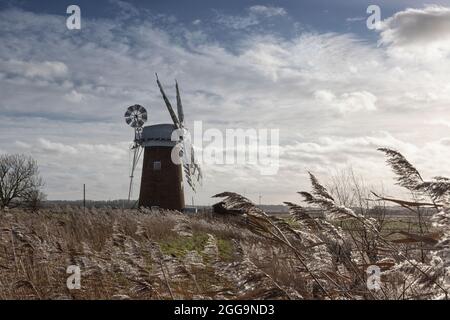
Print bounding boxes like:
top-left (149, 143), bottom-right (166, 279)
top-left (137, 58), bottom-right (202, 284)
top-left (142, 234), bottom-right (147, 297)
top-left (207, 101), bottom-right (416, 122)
top-left (43, 199), bottom-right (138, 209)
top-left (43, 200), bottom-right (291, 212)
top-left (42, 200), bottom-right (431, 216)
top-left (43, 200), bottom-right (213, 210)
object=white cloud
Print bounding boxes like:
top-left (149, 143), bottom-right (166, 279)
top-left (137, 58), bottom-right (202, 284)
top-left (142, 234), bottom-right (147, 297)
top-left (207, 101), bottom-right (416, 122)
top-left (248, 5), bottom-right (287, 17)
top-left (109, 0), bottom-right (140, 17)
top-left (15, 141), bottom-right (31, 149)
top-left (427, 119), bottom-right (450, 127)
top-left (64, 90), bottom-right (85, 103)
top-left (215, 13), bottom-right (259, 30)
top-left (379, 6), bottom-right (450, 60)
top-left (0, 59), bottom-right (68, 81)
top-left (0, 6), bottom-right (449, 203)
top-left (12, 138), bottom-right (131, 199)
top-left (216, 5), bottom-right (287, 30)
top-left (37, 138), bottom-right (78, 155)
top-left (279, 131), bottom-right (450, 199)
top-left (314, 90), bottom-right (377, 114)
top-left (27, 138), bottom-right (128, 158)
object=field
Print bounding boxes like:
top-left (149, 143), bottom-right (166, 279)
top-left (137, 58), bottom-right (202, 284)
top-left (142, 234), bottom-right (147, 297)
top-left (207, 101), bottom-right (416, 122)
top-left (0, 207), bottom-right (302, 299)
top-left (0, 148), bottom-right (448, 300)
top-left (0, 204), bottom-right (447, 300)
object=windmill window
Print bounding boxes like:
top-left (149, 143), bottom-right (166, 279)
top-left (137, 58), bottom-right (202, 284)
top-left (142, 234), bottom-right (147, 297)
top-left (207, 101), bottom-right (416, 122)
top-left (153, 161), bottom-right (161, 171)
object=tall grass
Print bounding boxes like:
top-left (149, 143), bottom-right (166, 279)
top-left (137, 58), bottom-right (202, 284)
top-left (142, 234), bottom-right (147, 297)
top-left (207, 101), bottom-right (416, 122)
top-left (0, 148), bottom-right (447, 299)
top-left (214, 148), bottom-right (449, 299)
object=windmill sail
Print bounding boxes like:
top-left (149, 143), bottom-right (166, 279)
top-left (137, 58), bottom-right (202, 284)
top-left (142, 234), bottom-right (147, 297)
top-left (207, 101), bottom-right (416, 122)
top-left (156, 74), bottom-right (180, 128)
top-left (191, 148), bottom-right (202, 182)
top-left (154, 75), bottom-right (203, 193)
top-left (183, 144), bottom-right (202, 191)
top-left (175, 80), bottom-right (184, 126)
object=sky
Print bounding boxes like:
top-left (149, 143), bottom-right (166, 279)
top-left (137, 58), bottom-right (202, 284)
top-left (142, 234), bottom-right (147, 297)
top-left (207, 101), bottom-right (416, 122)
top-left (0, 0), bottom-right (449, 205)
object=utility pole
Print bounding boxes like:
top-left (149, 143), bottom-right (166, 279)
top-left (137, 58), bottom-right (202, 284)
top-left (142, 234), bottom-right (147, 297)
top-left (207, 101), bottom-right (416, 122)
top-left (259, 193), bottom-right (262, 206)
top-left (83, 184), bottom-right (86, 213)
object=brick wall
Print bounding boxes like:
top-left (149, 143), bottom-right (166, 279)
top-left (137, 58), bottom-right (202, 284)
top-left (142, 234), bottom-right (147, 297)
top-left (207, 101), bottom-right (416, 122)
top-left (138, 146), bottom-right (185, 210)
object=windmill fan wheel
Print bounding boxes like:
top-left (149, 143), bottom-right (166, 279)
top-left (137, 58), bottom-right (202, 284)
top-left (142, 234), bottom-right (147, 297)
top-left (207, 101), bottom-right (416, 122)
top-left (124, 104), bottom-right (147, 128)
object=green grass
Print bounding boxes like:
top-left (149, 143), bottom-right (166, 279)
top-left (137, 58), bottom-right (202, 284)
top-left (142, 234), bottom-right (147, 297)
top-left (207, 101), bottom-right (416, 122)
top-left (283, 216), bottom-right (301, 228)
top-left (160, 232), bottom-right (234, 262)
top-left (217, 238), bottom-right (233, 262)
top-left (160, 232), bottom-right (209, 258)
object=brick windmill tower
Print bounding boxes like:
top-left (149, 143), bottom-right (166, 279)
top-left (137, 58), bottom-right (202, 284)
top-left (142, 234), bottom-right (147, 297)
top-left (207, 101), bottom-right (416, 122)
top-left (124, 75), bottom-right (202, 210)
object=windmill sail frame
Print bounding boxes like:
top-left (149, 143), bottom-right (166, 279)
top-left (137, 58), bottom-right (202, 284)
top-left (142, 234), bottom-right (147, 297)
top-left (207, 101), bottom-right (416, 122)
top-left (154, 75), bottom-right (203, 192)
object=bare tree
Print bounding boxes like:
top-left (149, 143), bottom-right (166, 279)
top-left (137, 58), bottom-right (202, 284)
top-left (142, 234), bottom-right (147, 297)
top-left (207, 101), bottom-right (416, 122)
top-left (327, 167), bottom-right (387, 220)
top-left (326, 167), bottom-right (388, 264)
top-left (0, 154), bottom-right (45, 209)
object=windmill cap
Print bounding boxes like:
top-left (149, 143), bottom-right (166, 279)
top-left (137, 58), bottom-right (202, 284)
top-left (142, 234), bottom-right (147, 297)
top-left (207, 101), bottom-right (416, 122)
top-left (140, 123), bottom-right (178, 147)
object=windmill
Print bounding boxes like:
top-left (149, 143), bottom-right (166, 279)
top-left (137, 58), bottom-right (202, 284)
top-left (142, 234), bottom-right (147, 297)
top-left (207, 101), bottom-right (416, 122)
top-left (124, 75), bottom-right (202, 210)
